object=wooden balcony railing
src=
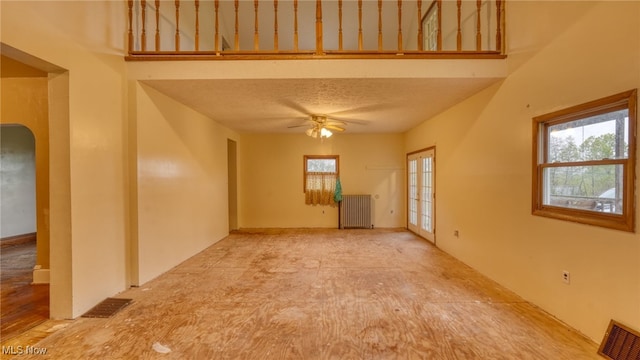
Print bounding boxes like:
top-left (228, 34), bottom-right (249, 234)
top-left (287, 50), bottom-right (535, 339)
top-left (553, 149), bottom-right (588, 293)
top-left (126, 0), bottom-right (506, 60)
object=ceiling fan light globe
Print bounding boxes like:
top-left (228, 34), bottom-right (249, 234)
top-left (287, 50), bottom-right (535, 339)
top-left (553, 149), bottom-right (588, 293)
top-left (321, 128), bottom-right (333, 138)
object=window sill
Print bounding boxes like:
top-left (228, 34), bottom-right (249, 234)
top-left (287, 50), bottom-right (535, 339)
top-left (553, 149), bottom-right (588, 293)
top-left (532, 206), bottom-right (634, 232)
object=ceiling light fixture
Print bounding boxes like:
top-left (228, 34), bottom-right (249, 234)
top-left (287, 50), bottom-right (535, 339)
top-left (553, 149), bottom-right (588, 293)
top-left (305, 124), bottom-right (332, 139)
top-left (300, 115), bottom-right (340, 140)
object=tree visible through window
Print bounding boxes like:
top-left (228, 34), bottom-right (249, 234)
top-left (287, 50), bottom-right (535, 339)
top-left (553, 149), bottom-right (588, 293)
top-left (304, 155), bottom-right (339, 206)
top-left (532, 90), bottom-right (637, 232)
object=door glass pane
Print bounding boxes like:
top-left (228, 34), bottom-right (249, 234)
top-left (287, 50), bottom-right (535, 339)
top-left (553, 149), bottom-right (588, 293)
top-left (409, 159), bottom-right (418, 226)
top-left (421, 157), bottom-right (433, 232)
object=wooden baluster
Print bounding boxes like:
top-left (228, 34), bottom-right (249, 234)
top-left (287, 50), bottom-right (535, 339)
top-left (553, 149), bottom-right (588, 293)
top-left (254, 0), bottom-right (259, 51)
top-left (316, 0), bottom-right (323, 54)
top-left (195, 0), bottom-right (200, 51)
top-left (234, 0), bottom-right (239, 50)
top-left (496, 0), bottom-right (503, 53)
top-left (338, 0), bottom-right (343, 50)
top-left (274, 0), bottom-right (279, 51)
top-left (397, 0), bottom-right (403, 52)
top-left (293, 0), bottom-right (299, 51)
top-left (155, 0), bottom-right (160, 51)
top-left (476, 0), bottom-right (481, 51)
top-left (141, 0), bottom-right (147, 51)
top-left (436, 0), bottom-right (442, 51)
top-left (175, 0), bottom-right (180, 51)
top-left (378, 0), bottom-right (383, 51)
top-left (127, 0), bottom-right (133, 53)
top-left (358, 0), bottom-right (363, 51)
top-left (456, 0), bottom-right (461, 51)
top-left (417, 0), bottom-right (423, 51)
top-left (214, 0), bottom-right (220, 53)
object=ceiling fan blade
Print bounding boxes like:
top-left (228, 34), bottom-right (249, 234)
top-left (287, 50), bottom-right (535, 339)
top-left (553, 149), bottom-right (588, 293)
top-left (329, 103), bottom-right (399, 116)
top-left (278, 99), bottom-right (312, 116)
top-left (325, 120), bottom-right (347, 126)
top-left (328, 116), bottom-right (369, 125)
top-left (287, 123), bottom-right (311, 128)
top-left (324, 125), bottom-right (345, 132)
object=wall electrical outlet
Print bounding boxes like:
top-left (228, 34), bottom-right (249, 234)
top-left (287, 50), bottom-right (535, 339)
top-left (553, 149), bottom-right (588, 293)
top-left (562, 270), bottom-right (570, 284)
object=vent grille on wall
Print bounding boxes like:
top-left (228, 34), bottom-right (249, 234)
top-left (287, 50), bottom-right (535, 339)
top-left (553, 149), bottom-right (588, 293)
top-left (599, 320), bottom-right (640, 360)
top-left (340, 195), bottom-right (372, 229)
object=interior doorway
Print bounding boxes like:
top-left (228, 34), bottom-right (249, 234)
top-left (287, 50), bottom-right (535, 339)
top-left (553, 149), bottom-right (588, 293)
top-left (407, 147), bottom-right (436, 243)
top-left (0, 98), bottom-right (49, 340)
top-left (227, 139), bottom-right (238, 231)
top-left (2, 43), bottom-right (71, 326)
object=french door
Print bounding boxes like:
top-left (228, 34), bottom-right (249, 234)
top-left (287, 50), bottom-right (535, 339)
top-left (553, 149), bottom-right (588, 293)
top-left (407, 148), bottom-right (435, 243)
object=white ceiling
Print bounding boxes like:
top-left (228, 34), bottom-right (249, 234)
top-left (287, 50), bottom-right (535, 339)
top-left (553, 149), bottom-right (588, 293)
top-left (142, 76), bottom-right (503, 134)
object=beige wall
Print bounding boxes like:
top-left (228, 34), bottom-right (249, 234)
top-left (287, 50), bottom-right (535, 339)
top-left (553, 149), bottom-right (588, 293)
top-left (1, 1), bottom-right (128, 318)
top-left (240, 133), bottom-right (405, 228)
top-left (132, 83), bottom-right (239, 285)
top-left (405, 1), bottom-right (640, 341)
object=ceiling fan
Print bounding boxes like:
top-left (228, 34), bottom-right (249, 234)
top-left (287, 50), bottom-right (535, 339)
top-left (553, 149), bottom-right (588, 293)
top-left (279, 99), bottom-right (371, 138)
top-left (289, 114), bottom-right (347, 139)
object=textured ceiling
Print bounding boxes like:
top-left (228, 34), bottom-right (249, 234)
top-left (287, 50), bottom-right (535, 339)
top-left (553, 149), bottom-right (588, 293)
top-left (143, 76), bottom-right (502, 134)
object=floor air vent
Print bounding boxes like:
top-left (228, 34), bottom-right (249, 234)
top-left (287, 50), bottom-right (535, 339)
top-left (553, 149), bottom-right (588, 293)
top-left (82, 297), bottom-right (132, 318)
top-left (599, 320), bottom-right (640, 360)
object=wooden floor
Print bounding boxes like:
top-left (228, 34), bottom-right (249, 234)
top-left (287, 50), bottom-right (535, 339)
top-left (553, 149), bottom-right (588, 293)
top-left (0, 240), bottom-right (49, 341)
top-left (2, 229), bottom-right (600, 359)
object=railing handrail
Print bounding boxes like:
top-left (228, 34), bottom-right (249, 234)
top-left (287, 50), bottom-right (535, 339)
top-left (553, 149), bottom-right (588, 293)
top-left (126, 0), bottom-right (506, 60)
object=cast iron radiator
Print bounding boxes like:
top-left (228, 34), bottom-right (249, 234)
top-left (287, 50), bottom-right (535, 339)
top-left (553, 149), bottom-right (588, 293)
top-left (340, 195), bottom-right (372, 229)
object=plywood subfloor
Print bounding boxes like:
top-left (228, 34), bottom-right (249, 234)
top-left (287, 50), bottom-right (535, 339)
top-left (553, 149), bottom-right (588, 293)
top-left (3, 229), bottom-right (600, 359)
